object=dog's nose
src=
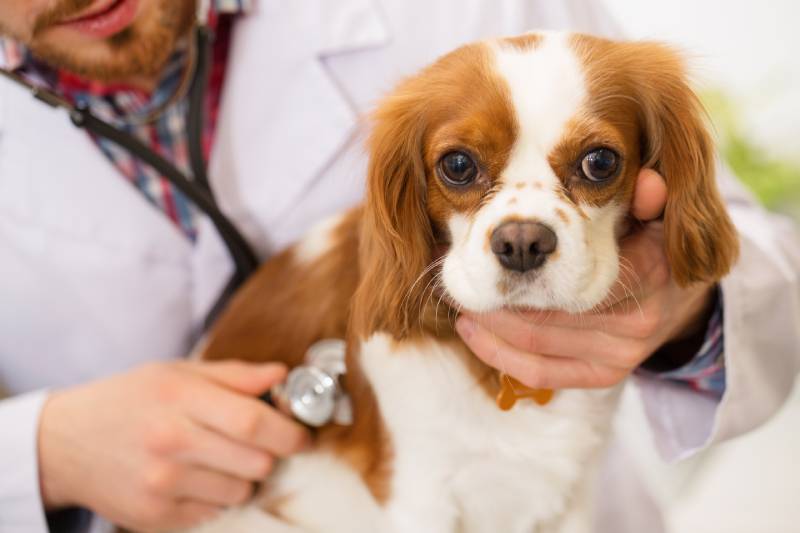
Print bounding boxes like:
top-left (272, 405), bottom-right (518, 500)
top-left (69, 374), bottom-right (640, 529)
top-left (490, 221), bottom-right (557, 272)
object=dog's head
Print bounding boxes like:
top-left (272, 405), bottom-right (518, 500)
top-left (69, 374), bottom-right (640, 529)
top-left (354, 32), bottom-right (738, 338)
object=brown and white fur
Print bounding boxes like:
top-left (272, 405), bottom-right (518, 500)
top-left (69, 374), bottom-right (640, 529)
top-left (192, 31), bottom-right (738, 533)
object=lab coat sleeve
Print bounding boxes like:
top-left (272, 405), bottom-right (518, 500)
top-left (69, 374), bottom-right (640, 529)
top-left (0, 391), bottom-right (50, 533)
top-left (635, 164), bottom-right (800, 461)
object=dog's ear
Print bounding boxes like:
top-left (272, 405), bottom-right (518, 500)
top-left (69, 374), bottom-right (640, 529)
top-left (632, 43), bottom-right (739, 285)
top-left (352, 84), bottom-right (433, 337)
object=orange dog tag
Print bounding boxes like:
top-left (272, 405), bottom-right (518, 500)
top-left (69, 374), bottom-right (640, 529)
top-left (496, 374), bottom-right (554, 410)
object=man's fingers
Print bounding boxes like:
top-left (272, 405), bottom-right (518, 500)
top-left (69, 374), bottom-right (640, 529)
top-left (172, 467), bottom-right (254, 507)
top-left (459, 311), bottom-right (641, 367)
top-left (456, 318), bottom-right (628, 389)
top-left (169, 501), bottom-right (223, 530)
top-left (477, 308), bottom-right (614, 333)
top-left (184, 384), bottom-right (309, 457)
top-left (185, 360), bottom-right (288, 397)
top-left (631, 168), bottom-right (668, 221)
top-left (464, 301), bottom-right (657, 339)
top-left (181, 361), bottom-right (310, 457)
top-left (174, 424), bottom-right (275, 481)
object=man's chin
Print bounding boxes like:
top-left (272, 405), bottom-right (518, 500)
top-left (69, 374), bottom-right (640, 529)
top-left (27, 1), bottom-right (193, 85)
top-left (30, 35), bottom-right (169, 85)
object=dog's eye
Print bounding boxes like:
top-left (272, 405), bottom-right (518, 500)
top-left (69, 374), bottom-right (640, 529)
top-left (440, 151), bottom-right (478, 186)
top-left (580, 148), bottom-right (619, 182)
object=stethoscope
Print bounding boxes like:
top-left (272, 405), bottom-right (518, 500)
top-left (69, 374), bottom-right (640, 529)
top-left (0, 9), bottom-right (351, 428)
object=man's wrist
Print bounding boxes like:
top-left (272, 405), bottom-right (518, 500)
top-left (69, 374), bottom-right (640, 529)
top-left (638, 287), bottom-right (726, 397)
top-left (641, 285), bottom-right (719, 373)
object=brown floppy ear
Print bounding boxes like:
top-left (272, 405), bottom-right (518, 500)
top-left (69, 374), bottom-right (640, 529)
top-left (351, 85), bottom-right (434, 338)
top-left (634, 44), bottom-right (739, 285)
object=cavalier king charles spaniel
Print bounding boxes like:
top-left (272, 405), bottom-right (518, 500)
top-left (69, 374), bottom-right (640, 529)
top-left (193, 30), bottom-right (737, 533)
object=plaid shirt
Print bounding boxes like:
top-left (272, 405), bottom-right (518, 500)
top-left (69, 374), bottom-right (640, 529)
top-left (643, 292), bottom-right (726, 396)
top-left (0, 1), bottom-right (727, 397)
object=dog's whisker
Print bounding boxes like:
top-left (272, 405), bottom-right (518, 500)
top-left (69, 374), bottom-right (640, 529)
top-left (615, 259), bottom-right (644, 318)
top-left (538, 309), bottom-right (555, 328)
top-left (418, 274), bottom-right (441, 331)
top-left (402, 257), bottom-right (447, 319)
top-left (618, 257), bottom-right (643, 296)
top-left (415, 257), bottom-right (444, 329)
top-left (487, 311), bottom-right (511, 381)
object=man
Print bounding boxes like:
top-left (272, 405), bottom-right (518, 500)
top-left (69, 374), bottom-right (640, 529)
top-left (0, 1), bottom-right (798, 532)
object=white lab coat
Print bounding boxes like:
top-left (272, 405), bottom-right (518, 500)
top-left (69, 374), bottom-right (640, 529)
top-left (0, 1), bottom-right (798, 532)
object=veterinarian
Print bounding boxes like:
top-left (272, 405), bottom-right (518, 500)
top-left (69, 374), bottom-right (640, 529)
top-left (0, 1), bottom-right (798, 532)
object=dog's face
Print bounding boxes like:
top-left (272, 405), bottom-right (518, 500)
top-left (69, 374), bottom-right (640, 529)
top-left (355, 32), bottom-right (738, 336)
top-left (433, 33), bottom-right (640, 313)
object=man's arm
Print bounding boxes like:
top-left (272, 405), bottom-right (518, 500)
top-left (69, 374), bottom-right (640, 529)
top-left (1, 361), bottom-right (308, 533)
top-left (638, 164), bottom-right (800, 460)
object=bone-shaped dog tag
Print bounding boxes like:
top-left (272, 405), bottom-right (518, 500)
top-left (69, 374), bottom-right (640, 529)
top-left (496, 374), bottom-right (554, 410)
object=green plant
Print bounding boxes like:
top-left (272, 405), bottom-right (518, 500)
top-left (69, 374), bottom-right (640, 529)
top-left (702, 91), bottom-right (800, 214)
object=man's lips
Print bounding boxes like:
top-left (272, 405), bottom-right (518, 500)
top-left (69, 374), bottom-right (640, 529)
top-left (60, 0), bottom-right (123, 23)
top-left (56, 0), bottom-right (139, 39)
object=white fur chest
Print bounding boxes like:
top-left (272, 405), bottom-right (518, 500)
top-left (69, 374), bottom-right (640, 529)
top-left (360, 333), bottom-right (621, 533)
top-left (190, 334), bottom-right (621, 533)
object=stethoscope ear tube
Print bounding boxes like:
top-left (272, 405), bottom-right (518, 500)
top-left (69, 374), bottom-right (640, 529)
top-left (0, 25), bottom-right (260, 330)
top-left (69, 99), bottom-right (259, 325)
top-left (186, 25), bottom-right (214, 192)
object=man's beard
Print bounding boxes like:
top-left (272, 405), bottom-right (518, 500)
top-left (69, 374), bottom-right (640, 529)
top-left (27, 0), bottom-right (196, 83)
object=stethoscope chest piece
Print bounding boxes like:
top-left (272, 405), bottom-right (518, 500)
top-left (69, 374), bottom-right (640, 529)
top-left (269, 339), bottom-right (352, 428)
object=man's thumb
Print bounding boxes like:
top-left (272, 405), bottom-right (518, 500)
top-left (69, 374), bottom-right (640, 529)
top-left (631, 168), bottom-right (668, 221)
top-left (188, 360), bottom-right (288, 396)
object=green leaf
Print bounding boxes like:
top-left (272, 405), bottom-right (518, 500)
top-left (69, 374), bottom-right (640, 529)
top-left (702, 91), bottom-right (800, 217)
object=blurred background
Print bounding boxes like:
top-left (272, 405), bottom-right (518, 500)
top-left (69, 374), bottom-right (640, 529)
top-left (601, 1), bottom-right (800, 532)
top-left (603, 0), bottom-right (800, 221)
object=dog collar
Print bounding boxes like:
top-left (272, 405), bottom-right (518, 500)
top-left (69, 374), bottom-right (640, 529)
top-left (497, 374), bottom-right (555, 410)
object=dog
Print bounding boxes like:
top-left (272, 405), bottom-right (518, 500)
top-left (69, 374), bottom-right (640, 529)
top-left (192, 30), bottom-right (738, 533)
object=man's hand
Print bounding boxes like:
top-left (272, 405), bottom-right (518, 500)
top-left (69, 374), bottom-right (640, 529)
top-left (38, 360), bottom-right (310, 532)
top-left (455, 169), bottom-right (715, 390)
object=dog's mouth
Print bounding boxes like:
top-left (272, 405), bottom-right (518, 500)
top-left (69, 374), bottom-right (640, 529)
top-left (429, 240), bottom-right (552, 313)
top-left (496, 269), bottom-right (546, 299)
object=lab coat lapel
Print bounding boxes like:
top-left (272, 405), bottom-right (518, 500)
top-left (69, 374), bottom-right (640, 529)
top-left (194, 0), bottom-right (389, 324)
top-left (207, 0), bottom-right (389, 256)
